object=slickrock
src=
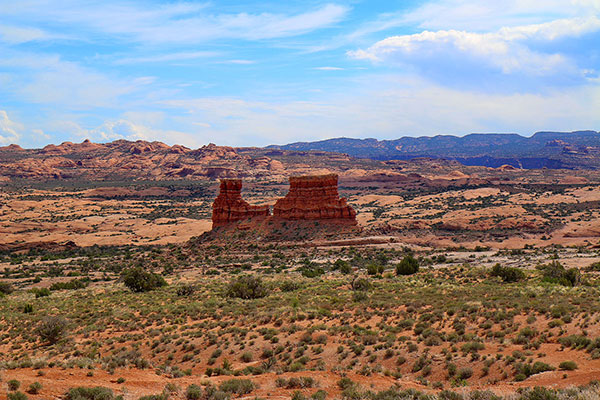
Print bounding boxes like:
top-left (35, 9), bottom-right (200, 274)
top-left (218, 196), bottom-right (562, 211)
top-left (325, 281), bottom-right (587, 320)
top-left (273, 174), bottom-right (356, 221)
top-left (212, 179), bottom-right (270, 227)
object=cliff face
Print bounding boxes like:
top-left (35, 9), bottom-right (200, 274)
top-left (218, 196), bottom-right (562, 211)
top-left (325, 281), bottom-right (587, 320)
top-left (211, 179), bottom-right (270, 227)
top-left (273, 174), bottom-right (356, 221)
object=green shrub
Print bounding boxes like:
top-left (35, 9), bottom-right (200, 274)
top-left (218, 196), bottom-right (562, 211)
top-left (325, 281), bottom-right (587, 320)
top-left (280, 281), bottom-right (301, 292)
top-left (185, 384), bottom-right (203, 400)
top-left (456, 367), bottom-right (473, 380)
top-left (559, 360), bottom-right (577, 371)
top-left (36, 316), bottom-right (68, 344)
top-left (227, 276), bottom-right (268, 299)
top-left (8, 379), bottom-right (21, 391)
top-left (27, 382), bottom-right (42, 394)
top-left (65, 387), bottom-right (115, 400)
top-left (352, 277), bottom-right (371, 291)
top-left (300, 265), bottom-right (325, 278)
top-left (396, 255), bottom-right (419, 276)
top-left (0, 281), bottom-right (14, 294)
top-left (50, 278), bottom-right (90, 291)
top-left (121, 267), bottom-right (167, 292)
top-left (219, 379), bottom-right (256, 395)
top-left (8, 392), bottom-right (28, 400)
top-left (334, 259), bottom-right (351, 274)
top-left (538, 261), bottom-right (580, 286)
top-left (366, 263), bottom-right (384, 275)
top-left (176, 285), bottom-right (196, 296)
top-left (31, 288), bottom-right (51, 298)
top-left (490, 264), bottom-right (525, 282)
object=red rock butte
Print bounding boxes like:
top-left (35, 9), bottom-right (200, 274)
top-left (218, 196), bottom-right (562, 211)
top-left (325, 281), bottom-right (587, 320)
top-left (211, 174), bottom-right (356, 229)
top-left (273, 174), bottom-right (356, 221)
top-left (211, 179), bottom-right (270, 227)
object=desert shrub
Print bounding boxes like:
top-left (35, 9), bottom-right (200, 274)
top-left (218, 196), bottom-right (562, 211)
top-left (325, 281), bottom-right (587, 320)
top-left (352, 277), bottom-right (371, 291)
top-left (334, 259), bottom-right (351, 274)
top-left (300, 265), bottom-right (325, 278)
top-left (27, 382), bottom-right (42, 394)
top-left (337, 377), bottom-right (356, 390)
top-left (559, 360), bottom-right (577, 371)
top-left (185, 384), bottom-right (203, 400)
top-left (240, 352), bottom-right (253, 362)
top-left (36, 316), bottom-right (68, 344)
top-left (65, 387), bottom-right (115, 400)
top-left (276, 377), bottom-right (318, 389)
top-left (8, 380), bottom-right (21, 391)
top-left (22, 303), bottom-right (33, 313)
top-left (8, 393), bottom-right (27, 400)
top-left (50, 278), bottom-right (90, 291)
top-left (176, 285), bottom-right (196, 296)
top-left (0, 281), bottom-right (14, 295)
top-left (366, 263), bottom-right (384, 275)
top-left (227, 276), bottom-right (268, 299)
top-left (121, 267), bottom-right (167, 292)
top-left (219, 379), bottom-right (256, 395)
top-left (515, 362), bottom-right (555, 379)
top-left (537, 261), bottom-right (580, 286)
top-left (456, 367), bottom-right (473, 380)
top-left (490, 264), bottom-right (525, 282)
top-left (138, 395), bottom-right (167, 400)
top-left (517, 387), bottom-right (559, 400)
top-left (396, 255), bottom-right (419, 276)
top-left (31, 288), bottom-right (51, 298)
top-left (280, 280), bottom-right (301, 292)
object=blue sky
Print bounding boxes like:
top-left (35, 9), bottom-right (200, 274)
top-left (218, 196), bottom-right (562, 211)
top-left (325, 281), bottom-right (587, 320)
top-left (0, 0), bottom-right (599, 148)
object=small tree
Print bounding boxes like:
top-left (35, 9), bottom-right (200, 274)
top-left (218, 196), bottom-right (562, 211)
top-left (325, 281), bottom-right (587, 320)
top-left (36, 316), bottom-right (68, 345)
top-left (121, 267), bottom-right (167, 292)
top-left (396, 255), bottom-right (419, 276)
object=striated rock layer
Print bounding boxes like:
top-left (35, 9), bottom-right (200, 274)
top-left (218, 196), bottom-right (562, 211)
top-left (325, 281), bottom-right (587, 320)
top-left (212, 179), bottom-right (270, 227)
top-left (273, 174), bottom-right (356, 222)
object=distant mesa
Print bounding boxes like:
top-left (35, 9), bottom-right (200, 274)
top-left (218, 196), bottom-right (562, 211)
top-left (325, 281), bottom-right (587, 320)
top-left (211, 173), bottom-right (357, 229)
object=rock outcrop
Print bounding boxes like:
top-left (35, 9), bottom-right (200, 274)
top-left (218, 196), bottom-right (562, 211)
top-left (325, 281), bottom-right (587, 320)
top-left (273, 174), bottom-right (356, 222)
top-left (212, 179), bottom-right (270, 227)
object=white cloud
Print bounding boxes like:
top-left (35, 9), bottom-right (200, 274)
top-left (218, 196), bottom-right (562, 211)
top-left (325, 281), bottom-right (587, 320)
top-left (4, 2), bottom-right (349, 44)
top-left (314, 66), bottom-right (344, 70)
top-left (159, 79), bottom-right (600, 146)
top-left (0, 110), bottom-right (21, 144)
top-left (0, 50), bottom-right (153, 109)
top-left (0, 24), bottom-right (50, 44)
top-left (349, 16), bottom-right (600, 82)
top-left (115, 51), bottom-right (220, 65)
top-left (402, 0), bottom-right (600, 31)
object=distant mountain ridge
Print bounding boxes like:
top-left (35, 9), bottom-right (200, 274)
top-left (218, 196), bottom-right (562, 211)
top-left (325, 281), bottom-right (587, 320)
top-left (268, 131), bottom-right (600, 169)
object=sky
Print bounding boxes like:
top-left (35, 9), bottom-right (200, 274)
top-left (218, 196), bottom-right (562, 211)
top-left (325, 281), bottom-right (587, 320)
top-left (0, 0), bottom-right (599, 148)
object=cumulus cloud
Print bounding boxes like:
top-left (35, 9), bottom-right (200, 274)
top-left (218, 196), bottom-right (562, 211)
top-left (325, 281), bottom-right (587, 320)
top-left (0, 110), bottom-right (21, 144)
top-left (349, 15), bottom-right (600, 89)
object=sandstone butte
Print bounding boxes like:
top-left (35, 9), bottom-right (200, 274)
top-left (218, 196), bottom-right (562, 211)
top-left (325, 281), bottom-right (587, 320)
top-left (211, 179), bottom-right (270, 227)
top-left (211, 174), bottom-right (356, 228)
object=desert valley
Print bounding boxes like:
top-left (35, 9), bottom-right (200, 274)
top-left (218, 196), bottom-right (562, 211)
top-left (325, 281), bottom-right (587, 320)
top-left (2, 137), bottom-right (600, 399)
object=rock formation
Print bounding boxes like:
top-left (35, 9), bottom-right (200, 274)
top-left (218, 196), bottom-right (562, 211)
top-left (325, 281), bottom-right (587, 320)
top-left (273, 174), bottom-right (356, 222)
top-left (212, 179), bottom-right (270, 227)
